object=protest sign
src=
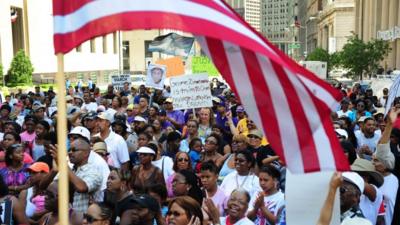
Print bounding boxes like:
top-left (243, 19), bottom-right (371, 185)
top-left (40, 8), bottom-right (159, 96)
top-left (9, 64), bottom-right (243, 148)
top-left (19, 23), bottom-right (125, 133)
top-left (155, 57), bottom-right (185, 77)
top-left (0, 198), bottom-right (12, 225)
top-left (111, 74), bottom-right (131, 91)
top-left (146, 64), bottom-right (167, 90)
top-left (191, 56), bottom-right (219, 76)
top-left (170, 74), bottom-right (213, 110)
top-left (286, 170), bottom-right (340, 225)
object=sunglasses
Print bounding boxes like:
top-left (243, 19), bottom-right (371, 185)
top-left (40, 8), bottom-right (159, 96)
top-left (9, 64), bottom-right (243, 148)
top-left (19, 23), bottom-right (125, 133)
top-left (177, 158), bottom-right (189, 162)
top-left (166, 210), bottom-right (183, 217)
top-left (235, 158), bottom-right (246, 163)
top-left (69, 147), bottom-right (83, 153)
top-left (247, 135), bottom-right (260, 139)
top-left (84, 213), bottom-right (102, 223)
top-left (205, 140), bottom-right (217, 145)
top-left (10, 144), bottom-right (23, 149)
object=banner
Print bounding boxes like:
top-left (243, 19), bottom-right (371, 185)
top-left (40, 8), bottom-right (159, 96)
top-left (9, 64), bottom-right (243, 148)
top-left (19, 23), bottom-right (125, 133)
top-left (170, 74), bottom-right (213, 110)
top-left (191, 56), bottom-right (219, 76)
top-left (111, 74), bottom-right (131, 91)
top-left (148, 33), bottom-right (194, 57)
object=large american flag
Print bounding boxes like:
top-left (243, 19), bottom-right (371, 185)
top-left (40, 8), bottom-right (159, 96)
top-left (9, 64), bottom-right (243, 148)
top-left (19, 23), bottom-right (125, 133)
top-left (53, 0), bottom-right (350, 173)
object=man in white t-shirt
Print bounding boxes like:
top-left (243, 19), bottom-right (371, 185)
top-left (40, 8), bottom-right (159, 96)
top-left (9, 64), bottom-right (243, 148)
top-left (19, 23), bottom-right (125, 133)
top-left (355, 117), bottom-right (381, 159)
top-left (95, 112), bottom-right (130, 172)
top-left (81, 92), bottom-right (98, 112)
top-left (337, 99), bottom-right (352, 118)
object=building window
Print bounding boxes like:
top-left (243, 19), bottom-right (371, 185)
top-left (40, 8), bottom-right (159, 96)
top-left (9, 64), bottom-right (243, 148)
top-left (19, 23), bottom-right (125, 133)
top-left (90, 39), bottom-right (96, 53)
top-left (113, 32), bottom-right (118, 54)
top-left (122, 41), bottom-right (130, 71)
top-left (102, 35), bottom-right (107, 54)
top-left (144, 40), bottom-right (153, 58)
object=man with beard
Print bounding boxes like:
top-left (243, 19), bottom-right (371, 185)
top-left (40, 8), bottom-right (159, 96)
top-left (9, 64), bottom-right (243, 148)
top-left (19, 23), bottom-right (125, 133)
top-left (355, 117), bottom-right (381, 159)
top-left (119, 194), bottom-right (160, 225)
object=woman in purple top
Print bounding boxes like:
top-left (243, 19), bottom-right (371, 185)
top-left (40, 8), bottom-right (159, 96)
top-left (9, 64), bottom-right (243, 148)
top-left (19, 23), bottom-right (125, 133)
top-left (0, 144), bottom-right (30, 196)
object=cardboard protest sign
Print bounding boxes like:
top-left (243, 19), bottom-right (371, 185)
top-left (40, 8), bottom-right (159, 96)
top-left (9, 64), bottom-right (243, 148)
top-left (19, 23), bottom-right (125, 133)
top-left (146, 64), bottom-right (167, 90)
top-left (286, 170), bottom-right (340, 225)
top-left (170, 74), bottom-right (213, 110)
top-left (155, 57), bottom-right (185, 77)
top-left (191, 56), bottom-right (219, 76)
top-left (0, 198), bottom-right (12, 225)
top-left (111, 74), bottom-right (131, 91)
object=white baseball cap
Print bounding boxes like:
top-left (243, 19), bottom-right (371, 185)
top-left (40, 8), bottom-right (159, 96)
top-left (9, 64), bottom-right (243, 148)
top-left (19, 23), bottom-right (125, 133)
top-left (335, 128), bottom-right (348, 139)
top-left (68, 126), bottom-right (91, 143)
top-left (342, 172), bottom-right (365, 193)
top-left (97, 112), bottom-right (114, 123)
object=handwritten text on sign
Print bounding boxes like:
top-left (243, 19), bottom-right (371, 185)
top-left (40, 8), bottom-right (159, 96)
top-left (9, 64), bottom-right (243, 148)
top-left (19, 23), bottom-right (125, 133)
top-left (111, 74), bottom-right (131, 91)
top-left (170, 74), bottom-right (213, 110)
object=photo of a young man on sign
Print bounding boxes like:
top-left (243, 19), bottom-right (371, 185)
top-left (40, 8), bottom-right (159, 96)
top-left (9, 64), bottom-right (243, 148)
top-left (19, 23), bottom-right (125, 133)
top-left (146, 64), bottom-right (167, 90)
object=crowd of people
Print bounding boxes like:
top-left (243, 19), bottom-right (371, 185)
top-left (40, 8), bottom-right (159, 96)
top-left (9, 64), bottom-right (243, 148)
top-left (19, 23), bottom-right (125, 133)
top-left (0, 80), bottom-right (398, 225)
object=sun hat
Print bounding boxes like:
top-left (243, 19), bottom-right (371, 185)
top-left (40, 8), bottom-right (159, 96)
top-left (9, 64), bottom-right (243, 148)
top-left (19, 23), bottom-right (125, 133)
top-left (351, 158), bottom-right (384, 188)
top-left (136, 146), bottom-right (156, 155)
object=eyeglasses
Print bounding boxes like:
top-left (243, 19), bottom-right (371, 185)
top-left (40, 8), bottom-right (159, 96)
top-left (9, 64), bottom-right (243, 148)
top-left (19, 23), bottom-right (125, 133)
top-left (205, 140), bottom-right (217, 145)
top-left (247, 135), bottom-right (260, 139)
top-left (235, 158), bottom-right (246, 163)
top-left (177, 158), bottom-right (189, 162)
top-left (166, 210), bottom-right (183, 217)
top-left (172, 180), bottom-right (186, 185)
top-left (69, 147), bottom-right (83, 153)
top-left (340, 186), bottom-right (355, 195)
top-left (84, 213), bottom-right (103, 223)
top-left (10, 144), bottom-right (23, 149)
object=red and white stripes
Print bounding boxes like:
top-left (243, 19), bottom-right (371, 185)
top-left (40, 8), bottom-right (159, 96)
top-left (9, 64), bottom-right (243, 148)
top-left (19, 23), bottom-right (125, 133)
top-left (53, 0), bottom-right (350, 173)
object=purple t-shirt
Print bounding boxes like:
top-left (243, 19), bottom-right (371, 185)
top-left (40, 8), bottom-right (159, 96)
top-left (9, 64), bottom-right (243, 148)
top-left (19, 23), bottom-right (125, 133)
top-left (167, 110), bottom-right (185, 127)
top-left (210, 187), bottom-right (229, 216)
top-left (216, 113), bottom-right (238, 132)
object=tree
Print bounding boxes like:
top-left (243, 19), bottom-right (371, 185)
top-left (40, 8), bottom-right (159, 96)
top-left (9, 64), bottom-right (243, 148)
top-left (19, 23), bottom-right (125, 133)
top-left (7, 49), bottom-right (34, 86)
top-left (338, 36), bottom-right (390, 80)
top-left (306, 47), bottom-right (330, 62)
top-left (306, 47), bottom-right (340, 72)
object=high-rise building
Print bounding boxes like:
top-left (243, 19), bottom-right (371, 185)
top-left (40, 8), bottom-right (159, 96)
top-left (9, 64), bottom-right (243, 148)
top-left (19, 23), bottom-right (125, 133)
top-left (225, 0), bottom-right (261, 32)
top-left (261, 0), bottom-right (296, 55)
top-left (297, 0), bottom-right (309, 58)
top-left (355, 0), bottom-right (400, 70)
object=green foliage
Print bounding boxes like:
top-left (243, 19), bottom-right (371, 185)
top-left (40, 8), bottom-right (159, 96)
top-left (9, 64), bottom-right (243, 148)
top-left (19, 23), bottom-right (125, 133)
top-left (7, 49), bottom-right (34, 86)
top-left (338, 36), bottom-right (390, 80)
top-left (306, 48), bottom-right (340, 72)
top-left (306, 48), bottom-right (330, 62)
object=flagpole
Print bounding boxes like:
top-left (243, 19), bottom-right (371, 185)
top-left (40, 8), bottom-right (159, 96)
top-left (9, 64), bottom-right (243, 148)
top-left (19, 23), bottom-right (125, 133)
top-left (56, 53), bottom-right (69, 225)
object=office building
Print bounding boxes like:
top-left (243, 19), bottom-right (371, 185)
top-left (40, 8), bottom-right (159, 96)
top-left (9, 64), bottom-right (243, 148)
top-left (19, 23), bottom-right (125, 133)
top-left (225, 0), bottom-right (261, 31)
top-left (261, 0), bottom-right (296, 55)
top-left (355, 0), bottom-right (400, 70)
